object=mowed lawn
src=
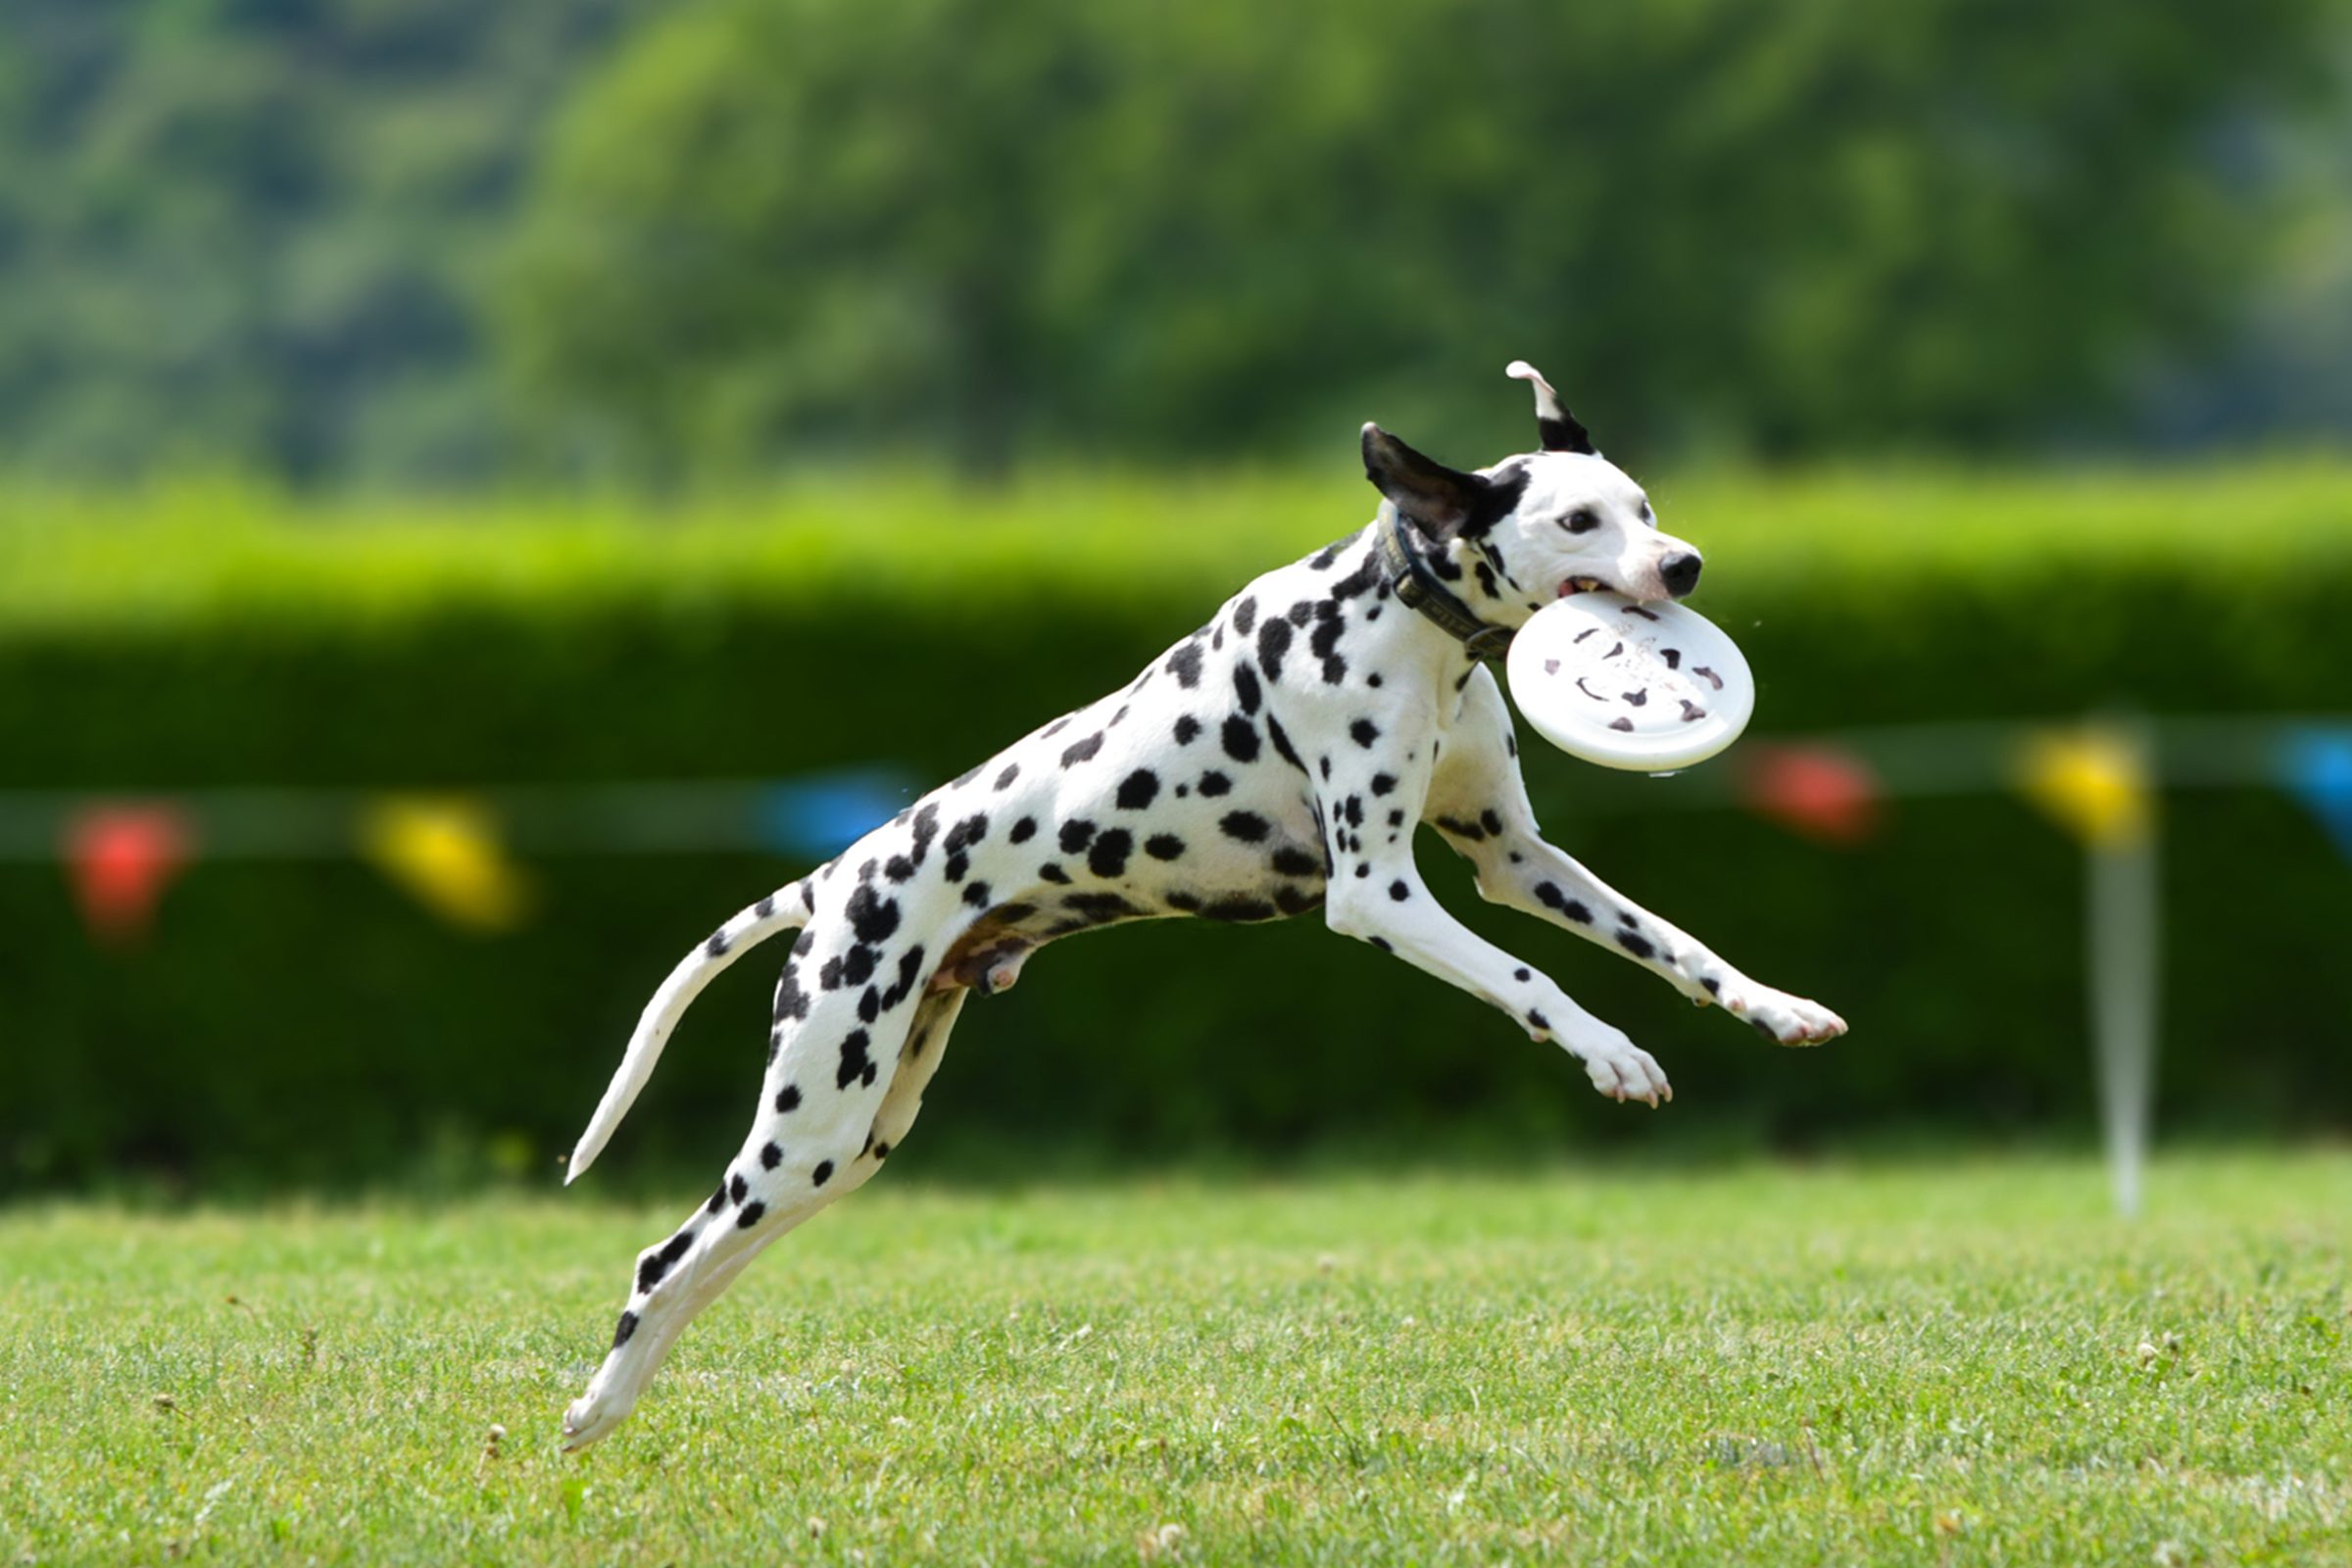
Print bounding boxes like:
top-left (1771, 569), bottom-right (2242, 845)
top-left (4, 1152), bottom-right (2348, 1566)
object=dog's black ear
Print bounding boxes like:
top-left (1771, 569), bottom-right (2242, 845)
top-left (1505, 360), bottom-right (1595, 455)
top-left (1362, 423), bottom-right (1515, 538)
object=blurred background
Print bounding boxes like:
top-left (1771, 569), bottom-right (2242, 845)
top-left (4, 0), bottom-right (2350, 1195)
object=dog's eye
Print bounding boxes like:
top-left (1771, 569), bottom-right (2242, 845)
top-left (1561, 508), bottom-right (1600, 535)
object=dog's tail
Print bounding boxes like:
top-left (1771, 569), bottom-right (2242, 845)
top-left (565, 887), bottom-right (809, 1185)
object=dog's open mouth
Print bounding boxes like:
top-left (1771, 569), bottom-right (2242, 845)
top-left (1558, 576), bottom-right (1607, 597)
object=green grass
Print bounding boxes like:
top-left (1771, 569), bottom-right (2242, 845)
top-left (5, 459), bottom-right (2352, 632)
top-left (6, 1152), bottom-right (2350, 1565)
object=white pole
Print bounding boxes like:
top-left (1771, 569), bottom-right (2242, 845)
top-left (2087, 726), bottom-right (2161, 1218)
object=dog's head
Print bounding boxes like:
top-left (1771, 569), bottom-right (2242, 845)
top-left (1361, 362), bottom-right (1701, 617)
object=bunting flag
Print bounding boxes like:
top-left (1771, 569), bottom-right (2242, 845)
top-left (360, 796), bottom-right (529, 932)
top-left (2016, 725), bottom-right (2154, 847)
top-left (1739, 743), bottom-right (1885, 845)
top-left (61, 802), bottom-right (193, 946)
top-left (2279, 729), bottom-right (2352, 861)
top-left (760, 769), bottom-right (911, 858)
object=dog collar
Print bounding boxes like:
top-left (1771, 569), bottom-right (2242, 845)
top-left (1373, 502), bottom-right (1516, 662)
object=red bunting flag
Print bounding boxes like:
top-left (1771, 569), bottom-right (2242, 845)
top-left (1740, 743), bottom-right (1884, 845)
top-left (62, 802), bottom-right (194, 946)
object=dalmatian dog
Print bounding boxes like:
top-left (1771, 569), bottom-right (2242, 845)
top-left (558, 361), bottom-right (1846, 1449)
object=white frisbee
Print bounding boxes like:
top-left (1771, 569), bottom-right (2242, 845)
top-left (1503, 592), bottom-right (1754, 771)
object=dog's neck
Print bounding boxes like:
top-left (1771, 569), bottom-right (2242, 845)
top-left (1371, 503), bottom-right (1525, 668)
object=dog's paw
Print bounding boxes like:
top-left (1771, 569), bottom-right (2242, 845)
top-left (1718, 981), bottom-right (1845, 1047)
top-left (1565, 1027), bottom-right (1672, 1108)
top-left (561, 1391), bottom-right (629, 1453)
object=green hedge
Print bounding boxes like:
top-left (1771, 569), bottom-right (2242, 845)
top-left (7, 466), bottom-right (2352, 1190)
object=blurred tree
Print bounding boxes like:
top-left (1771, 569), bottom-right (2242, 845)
top-left (0, 0), bottom-right (650, 483)
top-left (501, 0), bottom-right (2334, 475)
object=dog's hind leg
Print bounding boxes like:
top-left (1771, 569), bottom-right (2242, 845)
top-left (856, 986), bottom-right (967, 1171)
top-left (562, 916), bottom-right (953, 1450)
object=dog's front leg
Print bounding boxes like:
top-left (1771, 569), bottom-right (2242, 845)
top-left (1321, 809), bottom-right (1671, 1105)
top-left (1427, 669), bottom-right (1845, 1047)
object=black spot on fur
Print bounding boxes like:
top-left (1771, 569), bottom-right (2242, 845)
top-left (1256, 617), bottom-right (1293, 681)
top-left (1116, 769), bottom-right (1160, 810)
top-left (1702, 977), bottom-right (1722, 997)
top-left (963, 880), bottom-right (993, 907)
top-left (995, 762), bottom-right (1020, 790)
top-left (1199, 770), bottom-right (1232, 797)
top-left (1329, 557), bottom-right (1381, 601)
top-left (760, 1142), bottom-right (782, 1170)
top-left (1271, 846), bottom-right (1322, 877)
top-left (1166, 641), bottom-right (1204, 689)
top-left (792, 927), bottom-right (815, 956)
top-left (1059, 818), bottom-right (1098, 854)
top-left (1039, 863), bottom-right (1071, 884)
top-left (1389, 879), bottom-right (1410, 901)
top-left (846, 885), bottom-right (901, 945)
top-left (1369, 936), bottom-right (1393, 952)
top-left (1065, 890), bottom-right (1146, 921)
top-left (706, 927), bottom-right (731, 958)
top-left (1514, 966), bottom-right (1531, 981)
top-left (1088, 829), bottom-right (1134, 878)
top-left (885, 944), bottom-right (927, 1008)
top-left (737, 1201), bottom-right (765, 1229)
top-left (730, 1172), bottom-right (748, 1204)
top-left (1200, 895), bottom-right (1280, 923)
top-left (774, 1084), bottom-right (802, 1114)
top-left (858, 987), bottom-right (880, 1023)
top-left (1174, 714), bottom-right (1201, 745)
top-left (1009, 816), bottom-right (1037, 844)
top-left (1617, 931), bottom-right (1656, 959)
top-left (1164, 890), bottom-right (1202, 911)
top-left (811, 1160), bottom-right (834, 1187)
top-left (1145, 833), bottom-right (1186, 860)
top-left (1220, 811), bottom-right (1270, 843)
top-left (637, 1230), bottom-right (695, 1295)
top-left (1222, 717), bottom-right (1260, 763)
top-left (1234, 597), bottom-right (1258, 635)
top-left (840, 944), bottom-right (876, 986)
top-left (838, 1028), bottom-right (877, 1089)
top-left (1527, 1009), bottom-right (1549, 1032)
top-left (1060, 731), bottom-right (1105, 767)
top-left (1481, 808), bottom-right (1504, 836)
top-left (1350, 718), bottom-right (1381, 748)
top-left (1233, 662), bottom-right (1262, 714)
top-left (612, 1310), bottom-right (638, 1348)
top-left (945, 813), bottom-right (990, 857)
top-left (1370, 773), bottom-right (1397, 796)
top-left (774, 963), bottom-right (811, 1021)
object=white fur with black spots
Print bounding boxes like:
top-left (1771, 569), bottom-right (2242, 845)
top-left (558, 363), bottom-right (1846, 1450)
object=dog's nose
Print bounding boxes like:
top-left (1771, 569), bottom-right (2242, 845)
top-left (1660, 552), bottom-right (1702, 598)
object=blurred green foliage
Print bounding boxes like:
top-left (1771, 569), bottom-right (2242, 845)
top-left (0, 0), bottom-right (647, 483)
top-left (0, 1), bottom-right (2340, 482)
top-left (504, 0), bottom-right (2332, 476)
top-left (6, 467), bottom-right (2351, 1188)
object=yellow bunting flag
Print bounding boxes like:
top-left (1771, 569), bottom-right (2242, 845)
top-left (2015, 726), bottom-right (2153, 847)
top-left (361, 796), bottom-right (530, 932)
